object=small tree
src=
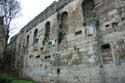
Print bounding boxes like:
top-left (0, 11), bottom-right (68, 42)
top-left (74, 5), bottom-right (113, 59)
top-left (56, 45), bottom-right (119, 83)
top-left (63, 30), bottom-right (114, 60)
top-left (0, 0), bottom-right (21, 45)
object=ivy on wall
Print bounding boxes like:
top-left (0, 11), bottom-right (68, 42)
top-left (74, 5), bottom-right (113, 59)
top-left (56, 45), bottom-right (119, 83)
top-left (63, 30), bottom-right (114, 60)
top-left (58, 31), bottom-right (65, 44)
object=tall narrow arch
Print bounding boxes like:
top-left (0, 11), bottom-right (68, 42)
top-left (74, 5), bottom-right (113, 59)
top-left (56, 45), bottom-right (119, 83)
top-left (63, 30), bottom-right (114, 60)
top-left (33, 29), bottom-right (38, 45)
top-left (58, 11), bottom-right (69, 44)
top-left (81, 0), bottom-right (96, 24)
top-left (27, 35), bottom-right (30, 47)
top-left (60, 11), bottom-right (68, 33)
top-left (45, 21), bottom-right (50, 40)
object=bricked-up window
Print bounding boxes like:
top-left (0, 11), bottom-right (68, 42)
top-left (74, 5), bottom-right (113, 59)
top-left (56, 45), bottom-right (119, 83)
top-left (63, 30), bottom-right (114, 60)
top-left (101, 44), bottom-right (113, 64)
top-left (85, 24), bottom-right (96, 36)
top-left (33, 29), bottom-right (38, 45)
top-left (45, 22), bottom-right (50, 41)
top-left (27, 35), bottom-right (29, 47)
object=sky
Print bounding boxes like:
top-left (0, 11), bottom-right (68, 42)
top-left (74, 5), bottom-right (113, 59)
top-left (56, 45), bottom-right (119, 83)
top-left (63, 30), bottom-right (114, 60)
top-left (10, 0), bottom-right (56, 37)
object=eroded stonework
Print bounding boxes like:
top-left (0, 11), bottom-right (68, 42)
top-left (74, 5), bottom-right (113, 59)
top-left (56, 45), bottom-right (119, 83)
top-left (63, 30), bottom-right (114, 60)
top-left (10, 0), bottom-right (125, 82)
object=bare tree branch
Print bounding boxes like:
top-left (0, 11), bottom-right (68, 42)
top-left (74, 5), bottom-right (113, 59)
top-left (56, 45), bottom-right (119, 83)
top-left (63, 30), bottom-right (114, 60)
top-left (0, 0), bottom-right (21, 44)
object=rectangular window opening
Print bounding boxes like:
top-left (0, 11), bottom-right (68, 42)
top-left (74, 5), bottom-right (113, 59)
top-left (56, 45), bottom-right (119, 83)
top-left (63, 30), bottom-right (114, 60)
top-left (105, 24), bottom-right (110, 27)
top-left (36, 55), bottom-right (40, 59)
top-left (75, 30), bottom-right (82, 36)
top-left (44, 55), bottom-right (51, 59)
top-left (101, 44), bottom-right (113, 64)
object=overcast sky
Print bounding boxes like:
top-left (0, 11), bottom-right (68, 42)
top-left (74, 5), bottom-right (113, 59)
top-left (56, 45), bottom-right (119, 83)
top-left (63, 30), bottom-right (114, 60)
top-left (10, 0), bottom-right (56, 37)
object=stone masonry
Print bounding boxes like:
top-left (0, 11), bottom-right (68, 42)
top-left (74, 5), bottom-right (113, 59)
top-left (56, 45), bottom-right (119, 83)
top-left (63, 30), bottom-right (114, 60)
top-left (9, 0), bottom-right (125, 82)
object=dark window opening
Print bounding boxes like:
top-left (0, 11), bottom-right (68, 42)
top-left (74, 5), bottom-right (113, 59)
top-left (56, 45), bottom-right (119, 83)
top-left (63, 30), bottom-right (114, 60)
top-left (112, 22), bottom-right (118, 26)
top-left (105, 24), bottom-right (110, 27)
top-left (49, 41), bottom-right (52, 45)
top-left (75, 31), bottom-right (82, 36)
top-left (58, 11), bottom-right (68, 44)
top-left (36, 55), bottom-right (40, 59)
top-left (83, 23), bottom-right (86, 26)
top-left (121, 17), bottom-right (125, 21)
top-left (33, 29), bottom-right (38, 45)
top-left (45, 22), bottom-right (50, 41)
top-left (42, 41), bottom-right (45, 45)
top-left (60, 12), bottom-right (68, 33)
top-left (57, 68), bottom-right (60, 75)
top-left (88, 33), bottom-right (94, 36)
top-left (101, 44), bottom-right (113, 64)
top-left (101, 44), bottom-right (110, 49)
top-left (27, 35), bottom-right (30, 47)
top-left (59, 24), bottom-right (62, 29)
top-left (81, 0), bottom-right (96, 24)
top-left (44, 55), bottom-right (51, 59)
top-left (29, 55), bottom-right (33, 58)
top-left (41, 47), bottom-right (44, 50)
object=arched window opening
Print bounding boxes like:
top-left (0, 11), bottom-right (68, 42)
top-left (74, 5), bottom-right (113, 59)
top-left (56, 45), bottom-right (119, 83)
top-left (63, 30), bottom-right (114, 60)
top-left (33, 29), bottom-right (38, 45)
top-left (60, 11), bottom-right (68, 33)
top-left (44, 22), bottom-right (50, 41)
top-left (82, 0), bottom-right (96, 36)
top-left (27, 35), bottom-right (30, 47)
top-left (58, 11), bottom-right (68, 44)
top-left (81, 0), bottom-right (96, 24)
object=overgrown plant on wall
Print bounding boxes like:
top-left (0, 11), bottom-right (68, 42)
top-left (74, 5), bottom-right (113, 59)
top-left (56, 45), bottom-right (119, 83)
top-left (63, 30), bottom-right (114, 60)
top-left (58, 31), bottom-right (65, 44)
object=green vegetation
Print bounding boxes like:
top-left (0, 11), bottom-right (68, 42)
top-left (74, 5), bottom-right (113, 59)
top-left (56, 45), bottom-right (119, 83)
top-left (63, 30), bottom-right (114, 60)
top-left (58, 31), bottom-right (65, 44)
top-left (0, 75), bottom-right (37, 83)
top-left (11, 80), bottom-right (37, 83)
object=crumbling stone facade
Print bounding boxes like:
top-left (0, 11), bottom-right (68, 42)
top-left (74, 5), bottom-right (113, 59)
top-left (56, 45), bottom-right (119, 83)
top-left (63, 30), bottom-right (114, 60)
top-left (10, 0), bottom-right (125, 82)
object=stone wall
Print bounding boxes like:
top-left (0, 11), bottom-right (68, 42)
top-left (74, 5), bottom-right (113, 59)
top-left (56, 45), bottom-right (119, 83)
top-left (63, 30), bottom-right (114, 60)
top-left (24, 0), bottom-right (73, 33)
top-left (12, 0), bottom-right (125, 82)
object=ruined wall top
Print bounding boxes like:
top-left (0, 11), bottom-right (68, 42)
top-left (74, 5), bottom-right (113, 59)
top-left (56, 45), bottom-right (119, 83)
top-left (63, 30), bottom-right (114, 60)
top-left (21, 0), bottom-right (73, 32)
